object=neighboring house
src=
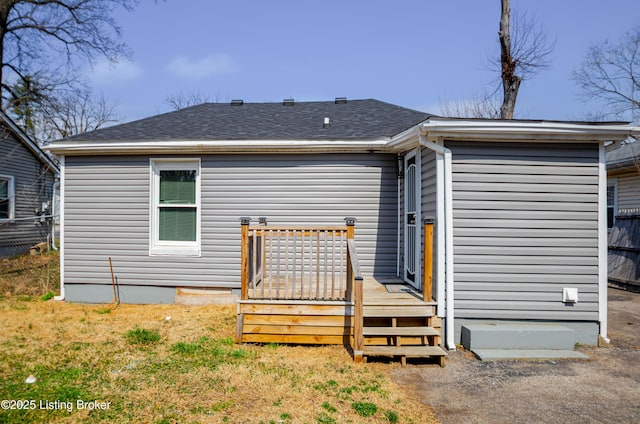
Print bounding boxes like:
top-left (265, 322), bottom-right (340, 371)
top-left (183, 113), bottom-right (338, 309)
top-left (606, 140), bottom-right (640, 221)
top-left (606, 140), bottom-right (640, 290)
top-left (46, 99), bottom-right (635, 361)
top-left (0, 111), bottom-right (59, 258)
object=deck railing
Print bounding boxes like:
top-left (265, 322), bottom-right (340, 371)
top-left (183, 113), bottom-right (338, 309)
top-left (240, 217), bottom-right (359, 301)
top-left (347, 231), bottom-right (365, 362)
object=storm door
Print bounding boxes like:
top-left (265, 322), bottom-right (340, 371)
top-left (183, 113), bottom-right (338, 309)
top-left (404, 150), bottom-right (421, 288)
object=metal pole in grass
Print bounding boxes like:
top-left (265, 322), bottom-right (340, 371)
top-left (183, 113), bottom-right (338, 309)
top-left (109, 257), bottom-right (120, 305)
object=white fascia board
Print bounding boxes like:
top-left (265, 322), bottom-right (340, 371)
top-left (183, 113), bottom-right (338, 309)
top-left (44, 138), bottom-right (392, 155)
top-left (419, 119), bottom-right (636, 142)
top-left (388, 120), bottom-right (637, 151)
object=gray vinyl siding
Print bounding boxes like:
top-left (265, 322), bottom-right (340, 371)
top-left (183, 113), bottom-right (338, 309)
top-left (617, 172), bottom-right (640, 212)
top-left (0, 129), bottom-right (56, 257)
top-left (420, 148), bottom-right (438, 297)
top-left (63, 153), bottom-right (398, 292)
top-left (448, 141), bottom-right (600, 321)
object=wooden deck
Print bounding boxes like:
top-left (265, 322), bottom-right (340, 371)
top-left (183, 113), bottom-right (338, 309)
top-left (237, 220), bottom-right (445, 365)
top-left (237, 276), bottom-right (447, 366)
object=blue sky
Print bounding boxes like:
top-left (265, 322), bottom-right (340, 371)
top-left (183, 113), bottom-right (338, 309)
top-left (85, 0), bottom-right (640, 123)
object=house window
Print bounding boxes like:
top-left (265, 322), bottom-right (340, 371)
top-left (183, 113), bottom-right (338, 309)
top-left (607, 179), bottom-right (617, 230)
top-left (150, 159), bottom-right (201, 256)
top-left (0, 175), bottom-right (15, 221)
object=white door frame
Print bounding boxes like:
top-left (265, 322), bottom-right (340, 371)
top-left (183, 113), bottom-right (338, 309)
top-left (404, 148), bottom-right (421, 289)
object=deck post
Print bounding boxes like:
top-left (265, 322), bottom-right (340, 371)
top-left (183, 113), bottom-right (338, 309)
top-left (345, 217), bottom-right (364, 362)
top-left (240, 217), bottom-right (251, 300)
top-left (345, 217), bottom-right (356, 300)
top-left (353, 276), bottom-right (364, 363)
top-left (423, 217), bottom-right (434, 301)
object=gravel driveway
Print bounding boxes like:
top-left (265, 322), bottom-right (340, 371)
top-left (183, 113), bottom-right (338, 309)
top-left (391, 287), bottom-right (640, 424)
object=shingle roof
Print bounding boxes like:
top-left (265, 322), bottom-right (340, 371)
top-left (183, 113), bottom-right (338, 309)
top-left (66, 99), bottom-right (432, 142)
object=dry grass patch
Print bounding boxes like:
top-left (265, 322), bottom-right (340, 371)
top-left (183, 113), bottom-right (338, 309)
top-left (0, 299), bottom-right (438, 423)
top-left (0, 253), bottom-right (439, 423)
top-left (0, 252), bottom-right (59, 299)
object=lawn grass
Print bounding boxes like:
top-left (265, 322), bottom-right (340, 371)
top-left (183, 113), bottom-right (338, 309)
top-left (0, 253), bottom-right (439, 423)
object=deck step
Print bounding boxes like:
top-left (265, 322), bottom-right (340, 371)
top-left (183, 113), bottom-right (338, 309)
top-left (363, 305), bottom-right (434, 318)
top-left (364, 300), bottom-right (438, 306)
top-left (364, 345), bottom-right (448, 358)
top-left (363, 326), bottom-right (439, 337)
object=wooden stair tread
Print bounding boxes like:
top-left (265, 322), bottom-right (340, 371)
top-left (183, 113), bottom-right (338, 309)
top-left (364, 345), bottom-right (448, 357)
top-left (363, 305), bottom-right (434, 318)
top-left (363, 326), bottom-right (439, 337)
top-left (363, 300), bottom-right (437, 306)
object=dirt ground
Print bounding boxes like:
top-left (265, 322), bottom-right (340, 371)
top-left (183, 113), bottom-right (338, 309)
top-left (391, 287), bottom-right (640, 424)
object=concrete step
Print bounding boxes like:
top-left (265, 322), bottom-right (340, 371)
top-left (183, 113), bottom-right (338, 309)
top-left (175, 287), bottom-right (239, 305)
top-left (472, 349), bottom-right (590, 361)
top-left (363, 326), bottom-right (439, 337)
top-left (461, 323), bottom-right (576, 351)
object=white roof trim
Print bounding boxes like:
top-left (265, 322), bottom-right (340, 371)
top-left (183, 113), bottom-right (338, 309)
top-left (419, 118), bottom-right (637, 141)
top-left (44, 138), bottom-right (392, 155)
top-left (44, 117), bottom-right (640, 156)
top-left (387, 118), bottom-right (638, 151)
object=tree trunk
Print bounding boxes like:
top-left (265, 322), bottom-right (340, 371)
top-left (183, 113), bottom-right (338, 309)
top-left (499, 0), bottom-right (519, 119)
top-left (0, 2), bottom-right (11, 111)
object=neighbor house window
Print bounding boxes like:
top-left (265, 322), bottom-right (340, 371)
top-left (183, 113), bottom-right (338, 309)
top-left (607, 179), bottom-right (617, 230)
top-left (0, 175), bottom-right (15, 220)
top-left (150, 159), bottom-right (201, 256)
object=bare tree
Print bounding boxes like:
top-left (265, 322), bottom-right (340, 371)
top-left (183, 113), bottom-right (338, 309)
top-left (497, 0), bottom-right (554, 119)
top-left (165, 90), bottom-right (220, 110)
top-left (438, 91), bottom-right (501, 119)
top-left (37, 90), bottom-right (119, 141)
top-left (0, 0), bottom-right (139, 120)
top-left (441, 1), bottom-right (553, 120)
top-left (574, 26), bottom-right (640, 122)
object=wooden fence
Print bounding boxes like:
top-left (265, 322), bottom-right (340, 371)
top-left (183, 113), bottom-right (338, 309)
top-left (609, 211), bottom-right (640, 291)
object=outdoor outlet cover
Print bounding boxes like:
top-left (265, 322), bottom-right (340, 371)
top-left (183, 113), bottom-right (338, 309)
top-left (563, 287), bottom-right (579, 303)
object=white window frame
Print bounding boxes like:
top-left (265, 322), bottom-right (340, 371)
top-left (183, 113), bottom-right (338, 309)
top-left (0, 174), bottom-right (15, 221)
top-left (149, 159), bottom-right (201, 256)
top-left (607, 178), bottom-right (618, 231)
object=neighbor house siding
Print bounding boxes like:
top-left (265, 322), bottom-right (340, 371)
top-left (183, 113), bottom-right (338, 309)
top-left (447, 141), bottom-right (600, 321)
top-left (617, 172), bottom-right (640, 211)
top-left (0, 128), bottom-right (55, 257)
top-left (63, 153), bottom-right (398, 295)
